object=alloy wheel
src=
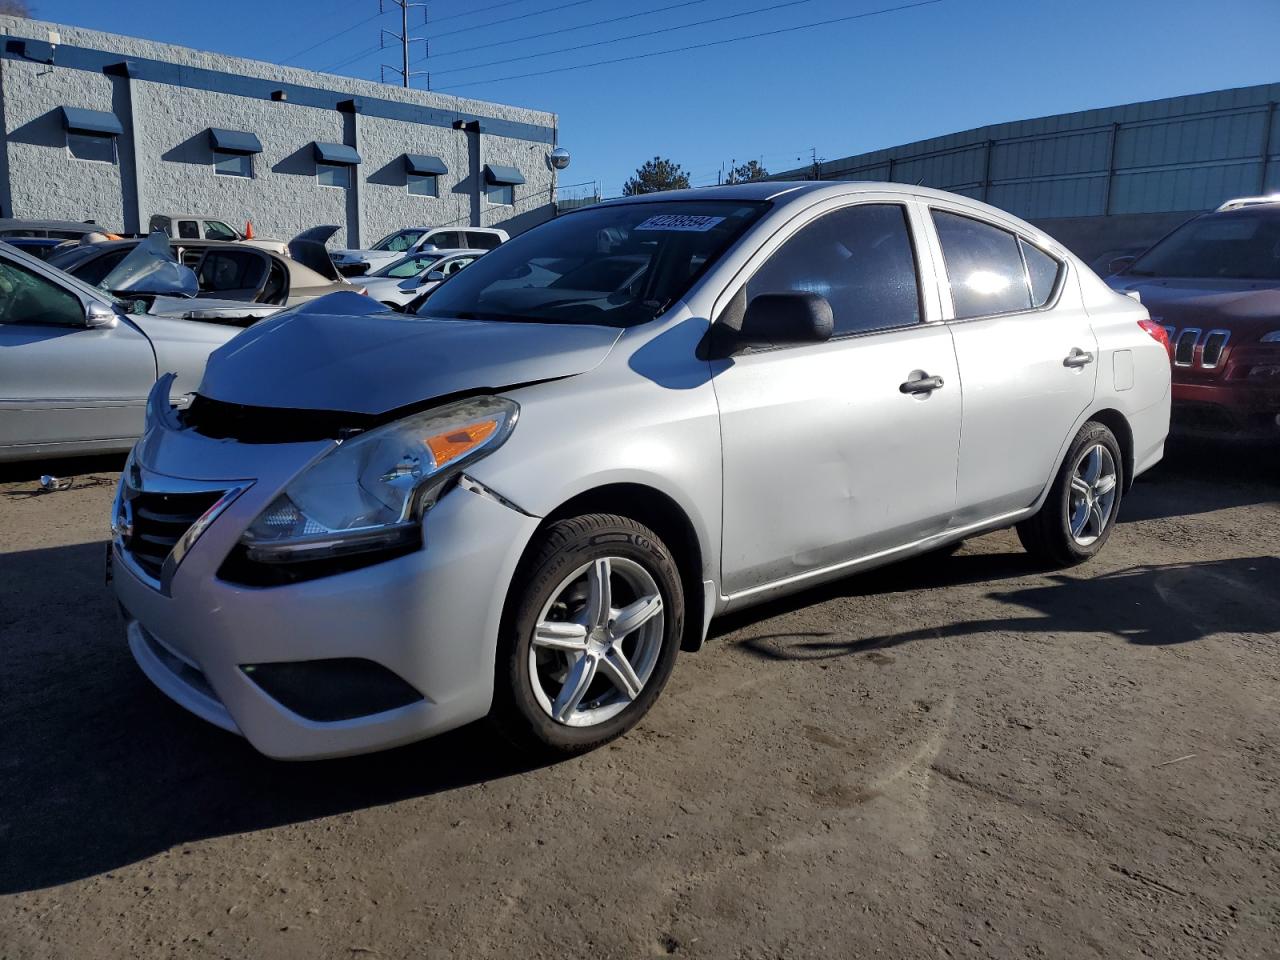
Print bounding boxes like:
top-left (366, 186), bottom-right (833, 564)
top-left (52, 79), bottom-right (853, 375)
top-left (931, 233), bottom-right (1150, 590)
top-left (1067, 443), bottom-right (1118, 546)
top-left (529, 556), bottom-right (665, 727)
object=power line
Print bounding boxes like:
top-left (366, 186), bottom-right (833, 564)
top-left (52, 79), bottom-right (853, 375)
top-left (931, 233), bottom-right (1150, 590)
top-left (280, 10), bottom-right (386, 64)
top-left (430, 0), bottom-right (598, 41)
top-left (424, 0), bottom-right (713, 62)
top-left (425, 0), bottom-right (543, 27)
top-left (436, 0), bottom-right (943, 90)
top-left (431, 0), bottom-right (829, 77)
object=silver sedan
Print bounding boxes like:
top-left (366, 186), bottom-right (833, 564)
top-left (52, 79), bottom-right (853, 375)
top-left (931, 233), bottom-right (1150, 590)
top-left (111, 181), bottom-right (1171, 760)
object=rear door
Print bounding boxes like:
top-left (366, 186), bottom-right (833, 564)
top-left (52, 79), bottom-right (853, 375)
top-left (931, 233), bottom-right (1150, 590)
top-left (0, 254), bottom-right (154, 452)
top-left (712, 199), bottom-right (961, 597)
top-left (927, 207), bottom-right (1097, 524)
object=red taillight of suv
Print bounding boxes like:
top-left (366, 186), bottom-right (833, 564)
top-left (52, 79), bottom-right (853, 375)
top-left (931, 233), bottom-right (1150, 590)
top-left (1138, 319), bottom-right (1174, 361)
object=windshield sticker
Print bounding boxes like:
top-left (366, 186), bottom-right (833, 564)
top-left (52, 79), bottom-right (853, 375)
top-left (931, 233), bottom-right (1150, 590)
top-left (634, 215), bottom-right (726, 233)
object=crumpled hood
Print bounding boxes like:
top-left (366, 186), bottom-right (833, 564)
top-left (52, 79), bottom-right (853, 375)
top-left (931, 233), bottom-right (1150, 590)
top-left (148, 296), bottom-right (280, 323)
top-left (196, 291), bottom-right (623, 414)
top-left (1108, 276), bottom-right (1280, 336)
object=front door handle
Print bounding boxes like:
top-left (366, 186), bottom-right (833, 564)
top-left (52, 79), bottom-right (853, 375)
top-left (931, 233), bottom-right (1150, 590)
top-left (900, 373), bottom-right (945, 395)
top-left (1063, 348), bottom-right (1095, 368)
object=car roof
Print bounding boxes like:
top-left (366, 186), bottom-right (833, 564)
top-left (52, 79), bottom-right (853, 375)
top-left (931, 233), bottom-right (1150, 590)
top-left (0, 218), bottom-right (103, 233)
top-left (590, 180), bottom-right (1024, 206)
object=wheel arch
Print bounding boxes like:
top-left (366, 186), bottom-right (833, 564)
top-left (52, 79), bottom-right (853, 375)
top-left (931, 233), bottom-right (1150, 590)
top-left (516, 482), bottom-right (711, 653)
top-left (1087, 407), bottom-right (1136, 492)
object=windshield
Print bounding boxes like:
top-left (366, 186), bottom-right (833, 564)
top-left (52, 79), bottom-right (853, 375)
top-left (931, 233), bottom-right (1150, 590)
top-left (417, 200), bottom-right (769, 326)
top-left (1127, 212), bottom-right (1280, 280)
top-left (372, 230), bottom-right (425, 253)
top-left (374, 252), bottom-right (443, 279)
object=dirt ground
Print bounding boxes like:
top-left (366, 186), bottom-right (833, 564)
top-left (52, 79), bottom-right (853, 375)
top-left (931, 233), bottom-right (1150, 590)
top-left (1, 440), bottom-right (1277, 960)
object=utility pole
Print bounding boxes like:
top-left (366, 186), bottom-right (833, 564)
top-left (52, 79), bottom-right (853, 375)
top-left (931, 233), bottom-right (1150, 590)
top-left (380, 0), bottom-right (429, 89)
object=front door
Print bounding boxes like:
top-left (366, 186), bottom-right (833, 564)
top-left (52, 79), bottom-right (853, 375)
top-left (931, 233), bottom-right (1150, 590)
top-left (0, 255), bottom-right (154, 453)
top-left (712, 202), bottom-right (962, 599)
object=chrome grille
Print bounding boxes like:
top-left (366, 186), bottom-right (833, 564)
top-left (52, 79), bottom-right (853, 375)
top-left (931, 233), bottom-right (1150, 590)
top-left (1201, 329), bottom-right (1230, 368)
top-left (1173, 328), bottom-right (1200, 366)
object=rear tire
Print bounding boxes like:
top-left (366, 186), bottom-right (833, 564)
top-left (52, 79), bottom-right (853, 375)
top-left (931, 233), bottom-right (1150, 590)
top-left (1017, 422), bottom-right (1124, 568)
top-left (491, 514), bottom-right (684, 757)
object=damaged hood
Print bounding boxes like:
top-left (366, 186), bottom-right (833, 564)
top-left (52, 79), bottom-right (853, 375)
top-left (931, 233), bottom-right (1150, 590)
top-left (196, 292), bottom-right (623, 414)
top-left (147, 296), bottom-right (280, 325)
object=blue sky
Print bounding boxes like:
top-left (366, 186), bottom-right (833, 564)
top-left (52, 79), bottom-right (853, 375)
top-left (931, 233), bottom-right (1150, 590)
top-left (33, 0), bottom-right (1280, 197)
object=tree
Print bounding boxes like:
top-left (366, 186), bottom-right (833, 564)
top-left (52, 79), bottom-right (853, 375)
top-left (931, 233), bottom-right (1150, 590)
top-left (725, 159), bottom-right (769, 184)
top-left (0, 1), bottom-right (33, 16)
top-left (622, 156), bottom-right (690, 196)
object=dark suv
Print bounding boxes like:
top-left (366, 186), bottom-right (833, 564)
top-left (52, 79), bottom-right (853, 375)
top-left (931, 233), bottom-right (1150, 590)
top-left (1107, 200), bottom-right (1280, 439)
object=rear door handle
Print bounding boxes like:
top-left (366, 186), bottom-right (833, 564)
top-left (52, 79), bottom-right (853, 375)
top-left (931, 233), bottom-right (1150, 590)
top-left (1063, 348), bottom-right (1094, 368)
top-left (900, 373), bottom-right (945, 395)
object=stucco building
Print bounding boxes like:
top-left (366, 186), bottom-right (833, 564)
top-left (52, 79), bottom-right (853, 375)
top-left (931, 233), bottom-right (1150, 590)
top-left (0, 16), bottom-right (560, 246)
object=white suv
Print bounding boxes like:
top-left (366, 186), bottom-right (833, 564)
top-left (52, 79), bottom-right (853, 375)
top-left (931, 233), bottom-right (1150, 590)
top-left (332, 227), bottom-right (509, 276)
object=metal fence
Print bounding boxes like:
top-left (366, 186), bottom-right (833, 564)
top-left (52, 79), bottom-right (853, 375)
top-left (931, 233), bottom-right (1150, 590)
top-left (769, 83), bottom-right (1280, 221)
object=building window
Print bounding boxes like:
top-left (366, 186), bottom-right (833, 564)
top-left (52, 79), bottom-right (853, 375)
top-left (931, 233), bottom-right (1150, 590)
top-left (213, 149), bottom-right (252, 178)
top-left (318, 163), bottom-right (352, 189)
top-left (407, 173), bottom-right (439, 197)
top-left (486, 183), bottom-right (514, 206)
top-left (67, 132), bottom-right (116, 163)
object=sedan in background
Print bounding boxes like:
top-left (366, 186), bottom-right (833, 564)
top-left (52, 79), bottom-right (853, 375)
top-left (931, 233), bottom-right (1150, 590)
top-left (48, 229), bottom-right (351, 310)
top-left (1107, 197), bottom-right (1280, 439)
top-left (0, 241), bottom-right (240, 462)
top-left (363, 249), bottom-right (485, 308)
top-left (110, 182), bottom-right (1168, 761)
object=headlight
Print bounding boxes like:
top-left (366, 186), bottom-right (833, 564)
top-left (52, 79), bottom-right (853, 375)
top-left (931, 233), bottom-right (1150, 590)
top-left (1261, 331), bottom-right (1280, 343)
top-left (240, 396), bottom-right (518, 564)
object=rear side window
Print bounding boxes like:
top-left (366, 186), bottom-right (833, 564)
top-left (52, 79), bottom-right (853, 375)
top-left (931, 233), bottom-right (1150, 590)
top-left (177, 220), bottom-right (200, 240)
top-left (466, 232), bottom-right (501, 250)
top-left (746, 203), bottom-right (921, 337)
top-left (932, 210), bottom-right (1032, 319)
top-left (1021, 239), bottom-right (1062, 307)
top-left (197, 251), bottom-right (266, 292)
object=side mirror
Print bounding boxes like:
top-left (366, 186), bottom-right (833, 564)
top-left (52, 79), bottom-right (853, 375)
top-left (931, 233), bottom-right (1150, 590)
top-left (425, 270), bottom-right (446, 282)
top-left (1107, 255), bottom-right (1136, 276)
top-left (725, 292), bottom-right (834, 355)
top-left (84, 300), bottom-right (117, 328)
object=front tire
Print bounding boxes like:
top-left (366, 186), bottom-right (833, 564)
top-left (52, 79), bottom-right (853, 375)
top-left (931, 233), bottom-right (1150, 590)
top-left (1017, 422), bottom-right (1124, 567)
top-left (491, 514), bottom-right (685, 757)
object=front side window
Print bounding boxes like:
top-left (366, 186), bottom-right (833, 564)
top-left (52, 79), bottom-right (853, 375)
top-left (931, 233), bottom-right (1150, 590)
top-left (932, 210), bottom-right (1033, 319)
top-left (373, 230), bottom-right (425, 253)
top-left (376, 254), bottom-right (442, 279)
top-left (317, 163), bottom-right (351, 189)
top-left (407, 173), bottom-right (438, 197)
top-left (1126, 212), bottom-right (1280, 280)
top-left (441, 256), bottom-right (477, 276)
top-left (68, 132), bottom-right (116, 163)
top-left (75, 248), bottom-right (130, 288)
top-left (204, 220), bottom-right (238, 241)
top-left (424, 231), bottom-right (465, 250)
top-left (745, 203), bottom-right (921, 337)
top-left (213, 150), bottom-right (252, 179)
top-left (418, 199), bottom-right (768, 327)
top-left (486, 183), bottom-right (514, 206)
top-left (0, 257), bottom-right (85, 327)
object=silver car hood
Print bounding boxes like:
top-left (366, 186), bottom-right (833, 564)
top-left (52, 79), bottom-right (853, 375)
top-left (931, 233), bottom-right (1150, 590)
top-left (196, 292), bottom-right (624, 415)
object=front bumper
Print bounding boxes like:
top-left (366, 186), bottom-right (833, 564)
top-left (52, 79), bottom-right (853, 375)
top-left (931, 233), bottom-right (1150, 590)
top-left (113, 429), bottom-right (540, 760)
top-left (1171, 380), bottom-right (1280, 439)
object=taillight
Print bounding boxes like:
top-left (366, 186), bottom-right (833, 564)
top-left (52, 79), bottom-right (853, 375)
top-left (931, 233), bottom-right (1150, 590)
top-left (1138, 318), bottom-right (1173, 361)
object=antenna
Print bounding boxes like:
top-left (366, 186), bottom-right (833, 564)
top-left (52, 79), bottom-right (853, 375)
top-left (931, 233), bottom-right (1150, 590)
top-left (380, 0), bottom-right (430, 89)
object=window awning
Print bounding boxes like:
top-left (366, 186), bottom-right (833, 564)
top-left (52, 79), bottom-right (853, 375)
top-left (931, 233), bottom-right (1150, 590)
top-left (312, 142), bottom-right (361, 165)
top-left (208, 128), bottom-right (263, 154)
top-left (404, 154), bottom-right (447, 175)
top-left (484, 164), bottom-right (525, 186)
top-left (60, 107), bottom-right (123, 137)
